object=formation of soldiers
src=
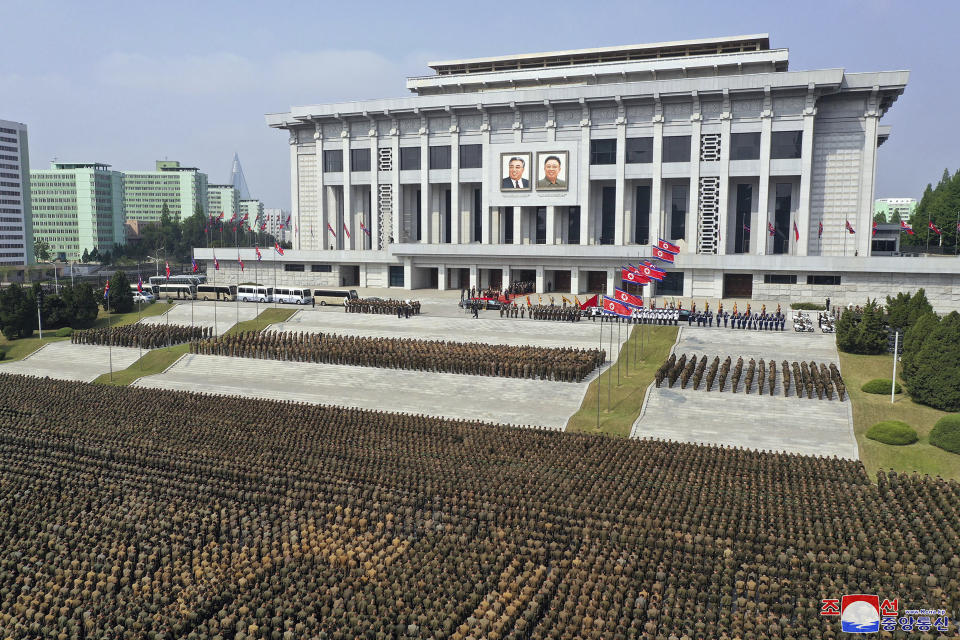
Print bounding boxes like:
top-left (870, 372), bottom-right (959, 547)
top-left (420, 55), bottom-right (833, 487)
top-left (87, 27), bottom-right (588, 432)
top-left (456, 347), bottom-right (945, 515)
top-left (656, 352), bottom-right (847, 398)
top-left (501, 304), bottom-right (581, 322)
top-left (345, 297), bottom-right (420, 317)
top-left (71, 323), bottom-right (209, 348)
top-left (0, 373), bottom-right (956, 640)
top-left (190, 330), bottom-right (604, 382)
top-left (627, 307), bottom-right (679, 325)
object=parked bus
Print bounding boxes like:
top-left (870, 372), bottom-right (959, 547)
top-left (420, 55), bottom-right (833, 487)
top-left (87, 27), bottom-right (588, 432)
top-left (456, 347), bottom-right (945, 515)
top-left (312, 289), bottom-right (358, 306)
top-left (237, 284), bottom-right (273, 303)
top-left (196, 284), bottom-right (236, 301)
top-left (148, 274), bottom-right (201, 289)
top-left (155, 283), bottom-right (197, 300)
top-left (273, 287), bottom-right (314, 305)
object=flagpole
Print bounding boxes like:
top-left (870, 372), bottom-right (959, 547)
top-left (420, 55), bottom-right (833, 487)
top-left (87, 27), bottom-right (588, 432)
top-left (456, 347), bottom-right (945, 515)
top-left (137, 270), bottom-right (143, 370)
top-left (597, 315), bottom-right (602, 431)
top-left (236, 233), bottom-right (240, 326)
top-left (212, 254), bottom-right (218, 336)
top-left (955, 210), bottom-right (959, 256)
top-left (617, 317), bottom-right (621, 386)
top-left (607, 314), bottom-right (613, 412)
top-left (107, 287), bottom-right (113, 382)
top-left (926, 210), bottom-right (931, 253)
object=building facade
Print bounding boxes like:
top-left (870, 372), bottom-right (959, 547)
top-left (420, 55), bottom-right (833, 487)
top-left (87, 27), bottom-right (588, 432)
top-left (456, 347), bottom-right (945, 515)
top-left (208, 184), bottom-right (239, 220)
top-left (0, 119), bottom-right (33, 265)
top-left (193, 35), bottom-right (960, 311)
top-left (30, 162), bottom-right (126, 261)
top-left (263, 207), bottom-right (290, 242)
top-left (124, 160), bottom-right (208, 223)
top-left (239, 199), bottom-right (265, 229)
top-left (874, 197), bottom-right (916, 223)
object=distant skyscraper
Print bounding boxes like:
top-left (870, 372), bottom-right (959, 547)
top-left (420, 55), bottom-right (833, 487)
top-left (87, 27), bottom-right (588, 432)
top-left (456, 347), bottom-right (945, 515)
top-left (230, 153), bottom-right (251, 201)
top-left (0, 118), bottom-right (33, 264)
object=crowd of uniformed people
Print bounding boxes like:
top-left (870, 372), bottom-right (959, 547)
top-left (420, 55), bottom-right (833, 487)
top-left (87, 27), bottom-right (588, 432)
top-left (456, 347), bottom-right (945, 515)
top-left (0, 373), bottom-right (955, 640)
top-left (71, 323), bottom-right (210, 348)
top-left (189, 330), bottom-right (604, 382)
top-left (345, 298), bottom-right (420, 317)
top-left (500, 304), bottom-right (582, 322)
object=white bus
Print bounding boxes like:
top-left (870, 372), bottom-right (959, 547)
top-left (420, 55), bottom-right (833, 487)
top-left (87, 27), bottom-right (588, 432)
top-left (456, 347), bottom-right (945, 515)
top-left (312, 289), bottom-right (358, 306)
top-left (149, 274), bottom-right (202, 290)
top-left (156, 283), bottom-right (197, 300)
top-left (196, 284), bottom-right (236, 301)
top-left (273, 287), bottom-right (314, 305)
top-left (237, 284), bottom-right (273, 303)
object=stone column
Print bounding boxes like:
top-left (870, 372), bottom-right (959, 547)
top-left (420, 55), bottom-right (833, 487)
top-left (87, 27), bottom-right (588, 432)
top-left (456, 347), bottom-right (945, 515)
top-left (535, 266), bottom-right (545, 293)
top-left (313, 123), bottom-right (325, 252)
top-left (390, 118), bottom-right (401, 246)
top-left (289, 132), bottom-right (300, 250)
top-left (469, 264), bottom-right (478, 291)
top-left (341, 126), bottom-right (352, 250)
top-left (614, 103), bottom-right (627, 245)
top-left (579, 101), bottom-right (591, 244)
top-left (686, 97), bottom-right (701, 253)
top-left (796, 90), bottom-right (816, 257)
top-left (438, 265), bottom-right (447, 290)
top-left (545, 205), bottom-right (556, 245)
top-left (755, 89), bottom-right (772, 255)
top-left (570, 267), bottom-right (581, 294)
top-left (605, 268), bottom-right (615, 297)
top-left (449, 115), bottom-right (460, 244)
top-left (513, 207), bottom-right (522, 245)
top-left (649, 96), bottom-right (664, 244)
top-left (368, 121), bottom-right (379, 251)
top-left (419, 114), bottom-right (430, 243)
top-left (480, 109), bottom-right (492, 244)
top-left (717, 93), bottom-right (731, 255)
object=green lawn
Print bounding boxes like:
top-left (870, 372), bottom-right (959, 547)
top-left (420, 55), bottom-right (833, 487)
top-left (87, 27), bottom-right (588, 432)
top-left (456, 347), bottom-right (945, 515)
top-left (566, 324), bottom-right (678, 438)
top-left (92, 343), bottom-right (190, 386)
top-left (0, 335), bottom-right (71, 362)
top-left (224, 308), bottom-right (297, 335)
top-left (840, 351), bottom-right (960, 481)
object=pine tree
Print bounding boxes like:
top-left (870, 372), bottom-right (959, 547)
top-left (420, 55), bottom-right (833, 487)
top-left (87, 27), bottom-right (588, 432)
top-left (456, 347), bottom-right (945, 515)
top-left (908, 311), bottom-right (960, 411)
top-left (835, 309), bottom-right (858, 353)
top-left (103, 271), bottom-right (135, 314)
top-left (901, 312), bottom-right (940, 387)
top-left (856, 299), bottom-right (887, 354)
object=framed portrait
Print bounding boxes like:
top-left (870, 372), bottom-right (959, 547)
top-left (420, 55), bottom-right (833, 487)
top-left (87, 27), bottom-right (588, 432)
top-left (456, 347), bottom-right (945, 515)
top-left (535, 151), bottom-right (569, 191)
top-left (500, 153), bottom-right (532, 191)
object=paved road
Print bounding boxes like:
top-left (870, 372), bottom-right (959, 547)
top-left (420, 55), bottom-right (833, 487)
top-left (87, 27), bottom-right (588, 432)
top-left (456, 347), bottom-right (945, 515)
top-left (268, 310), bottom-right (627, 354)
top-left (0, 341), bottom-right (144, 382)
top-left (140, 301), bottom-right (261, 335)
top-left (134, 354), bottom-right (588, 429)
top-left (630, 327), bottom-right (858, 459)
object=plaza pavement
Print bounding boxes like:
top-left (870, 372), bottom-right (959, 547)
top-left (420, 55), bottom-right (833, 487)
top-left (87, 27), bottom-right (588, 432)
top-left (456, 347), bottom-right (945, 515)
top-left (133, 354), bottom-right (586, 429)
top-left (0, 341), bottom-right (144, 382)
top-left (630, 326), bottom-right (858, 459)
top-left (268, 309), bottom-right (627, 354)
top-left (139, 300), bottom-right (261, 335)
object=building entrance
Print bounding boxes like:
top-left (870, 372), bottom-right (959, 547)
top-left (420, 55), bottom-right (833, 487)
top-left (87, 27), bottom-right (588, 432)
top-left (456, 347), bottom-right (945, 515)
top-left (547, 269), bottom-right (571, 292)
top-left (586, 271), bottom-right (607, 294)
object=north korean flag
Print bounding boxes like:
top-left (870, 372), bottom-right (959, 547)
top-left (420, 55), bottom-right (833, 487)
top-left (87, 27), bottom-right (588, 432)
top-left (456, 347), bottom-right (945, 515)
top-left (191, 258), bottom-right (198, 273)
top-left (652, 247), bottom-right (676, 264)
top-left (900, 220), bottom-right (914, 235)
top-left (656, 238), bottom-right (680, 254)
top-left (622, 268), bottom-right (650, 285)
top-left (929, 220), bottom-right (942, 235)
top-left (255, 246), bottom-right (262, 261)
top-left (137, 275), bottom-right (143, 293)
top-left (165, 261), bottom-right (170, 280)
top-left (614, 287), bottom-right (644, 308)
top-left (601, 296), bottom-right (632, 317)
top-left (103, 281), bottom-right (109, 298)
top-left (274, 242), bottom-right (284, 256)
top-left (872, 220), bottom-right (878, 237)
top-left (638, 263), bottom-right (664, 281)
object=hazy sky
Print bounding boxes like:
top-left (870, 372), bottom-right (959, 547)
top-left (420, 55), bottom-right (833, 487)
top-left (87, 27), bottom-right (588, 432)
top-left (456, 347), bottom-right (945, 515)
top-left (2, 0), bottom-right (956, 209)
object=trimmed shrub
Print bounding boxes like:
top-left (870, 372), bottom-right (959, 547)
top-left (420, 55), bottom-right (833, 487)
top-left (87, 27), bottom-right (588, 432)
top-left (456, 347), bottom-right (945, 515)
top-left (861, 379), bottom-right (901, 394)
top-left (790, 302), bottom-right (826, 310)
top-left (929, 415), bottom-right (960, 454)
top-left (866, 420), bottom-right (918, 445)
top-left (54, 327), bottom-right (73, 337)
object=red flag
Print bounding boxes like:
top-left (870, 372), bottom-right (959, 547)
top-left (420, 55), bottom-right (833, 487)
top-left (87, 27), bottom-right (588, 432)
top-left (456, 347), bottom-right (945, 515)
top-left (191, 258), bottom-right (198, 273)
top-left (794, 221), bottom-right (800, 241)
top-left (900, 220), bottom-right (915, 235)
top-left (137, 275), bottom-right (143, 293)
top-left (360, 222), bottom-right (371, 236)
top-left (327, 222), bottom-right (337, 237)
top-left (872, 220), bottom-right (878, 237)
top-left (260, 223), bottom-right (267, 231)
top-left (614, 287), bottom-right (644, 308)
top-left (621, 268), bottom-right (649, 285)
top-left (767, 222), bottom-right (776, 237)
top-left (239, 257), bottom-right (244, 272)
top-left (818, 221), bottom-right (823, 238)
top-left (656, 238), bottom-right (680, 254)
top-left (641, 260), bottom-right (666, 275)
top-left (578, 294), bottom-right (598, 310)
top-left (845, 220), bottom-right (855, 234)
top-left (103, 281), bottom-right (110, 298)
top-left (165, 261), bottom-right (170, 280)
top-left (639, 264), bottom-right (664, 281)
top-left (274, 242), bottom-right (284, 256)
top-left (214, 255), bottom-right (219, 270)
top-left (928, 220), bottom-right (942, 235)
top-left (651, 247), bottom-right (675, 263)
top-left (601, 296), bottom-right (632, 317)
top-left (342, 222), bottom-right (351, 239)
top-left (255, 246), bottom-right (262, 261)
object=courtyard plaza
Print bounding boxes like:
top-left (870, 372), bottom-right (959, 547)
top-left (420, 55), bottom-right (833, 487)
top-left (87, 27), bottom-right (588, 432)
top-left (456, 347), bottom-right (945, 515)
top-left (630, 326), bottom-right (858, 459)
top-left (0, 340), bottom-right (143, 382)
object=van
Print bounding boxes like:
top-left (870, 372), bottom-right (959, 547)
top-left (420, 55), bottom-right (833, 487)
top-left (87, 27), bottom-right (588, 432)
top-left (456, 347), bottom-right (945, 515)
top-left (237, 284), bottom-right (273, 303)
top-left (312, 289), bottom-right (358, 306)
top-left (273, 287), bottom-right (314, 305)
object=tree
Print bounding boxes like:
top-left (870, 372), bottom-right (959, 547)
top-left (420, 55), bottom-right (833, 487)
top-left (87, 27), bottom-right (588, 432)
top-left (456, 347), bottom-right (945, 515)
top-left (89, 248), bottom-right (101, 263)
top-left (34, 238), bottom-right (52, 263)
top-left (855, 299), bottom-right (887, 355)
top-left (81, 248), bottom-right (90, 263)
top-left (907, 311), bottom-right (960, 411)
top-left (102, 271), bottom-right (134, 314)
top-left (901, 311), bottom-right (939, 387)
top-left (60, 283), bottom-right (100, 329)
top-left (905, 168), bottom-right (960, 251)
top-left (907, 288), bottom-right (933, 326)
top-left (873, 212), bottom-right (887, 224)
top-left (885, 291), bottom-right (913, 330)
top-left (0, 283), bottom-right (36, 339)
top-left (835, 309), bottom-right (858, 353)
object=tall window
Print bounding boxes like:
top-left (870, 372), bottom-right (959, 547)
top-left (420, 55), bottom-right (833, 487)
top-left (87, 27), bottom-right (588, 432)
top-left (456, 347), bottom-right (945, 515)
top-left (399, 147), bottom-right (420, 170)
top-left (350, 148), bottom-right (370, 172)
top-left (323, 150), bottom-right (342, 173)
top-left (443, 189), bottom-right (451, 243)
top-left (601, 187), bottom-right (616, 245)
top-left (625, 137), bottom-right (653, 164)
top-left (473, 188), bottom-right (482, 241)
top-left (503, 207), bottom-right (514, 243)
top-left (567, 206), bottom-right (580, 245)
top-left (415, 189), bottom-right (422, 241)
top-left (634, 185), bottom-right (651, 244)
top-left (773, 183), bottom-right (792, 254)
top-left (590, 139), bottom-right (616, 165)
top-left (771, 131), bottom-right (803, 159)
top-left (670, 185), bottom-right (688, 240)
top-left (735, 184), bottom-right (752, 254)
top-left (459, 144), bottom-right (482, 169)
top-left (662, 136), bottom-right (691, 163)
top-left (428, 145), bottom-right (451, 169)
top-left (535, 207), bottom-right (546, 244)
top-left (730, 133), bottom-right (761, 160)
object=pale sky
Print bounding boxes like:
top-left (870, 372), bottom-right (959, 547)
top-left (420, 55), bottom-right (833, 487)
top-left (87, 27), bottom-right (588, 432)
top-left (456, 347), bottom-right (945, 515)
top-left (2, 0), bottom-right (956, 209)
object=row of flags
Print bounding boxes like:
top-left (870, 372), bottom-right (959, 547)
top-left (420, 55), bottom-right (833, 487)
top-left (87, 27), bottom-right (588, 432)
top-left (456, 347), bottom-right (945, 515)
top-left (325, 221), bottom-right (372, 239)
top-left (602, 239), bottom-right (677, 317)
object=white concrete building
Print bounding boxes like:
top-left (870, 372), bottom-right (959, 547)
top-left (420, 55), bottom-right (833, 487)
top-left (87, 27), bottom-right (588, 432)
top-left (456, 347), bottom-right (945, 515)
top-left (0, 119), bottom-right (33, 264)
top-left (207, 184), bottom-right (239, 220)
top-left (124, 160), bottom-right (208, 223)
top-left (194, 35), bottom-right (960, 311)
top-left (263, 207), bottom-right (290, 242)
